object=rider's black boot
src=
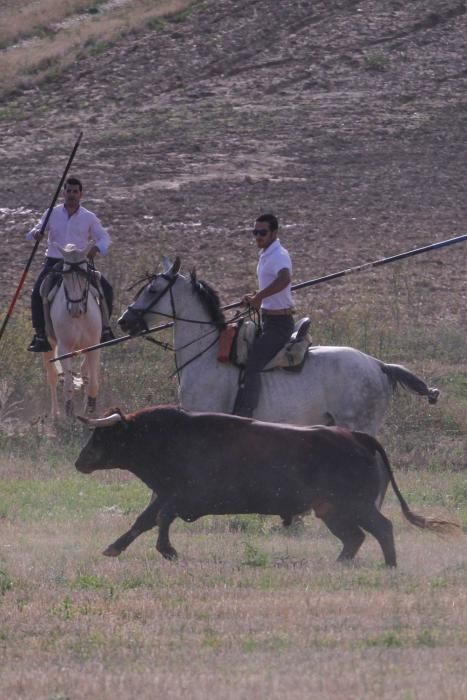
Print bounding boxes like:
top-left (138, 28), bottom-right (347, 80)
top-left (28, 333), bottom-right (52, 353)
top-left (100, 327), bottom-right (115, 343)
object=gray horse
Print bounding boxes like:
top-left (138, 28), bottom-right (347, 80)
top-left (118, 257), bottom-right (438, 436)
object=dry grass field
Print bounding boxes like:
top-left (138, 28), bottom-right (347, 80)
top-left (0, 0), bottom-right (466, 697)
top-left (0, 0), bottom-right (194, 96)
top-left (0, 444), bottom-right (466, 700)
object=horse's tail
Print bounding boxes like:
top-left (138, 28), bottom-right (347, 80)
top-left (355, 433), bottom-right (461, 537)
top-left (380, 362), bottom-right (440, 404)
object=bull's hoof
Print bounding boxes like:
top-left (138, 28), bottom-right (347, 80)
top-left (284, 515), bottom-right (305, 534)
top-left (428, 388), bottom-right (440, 405)
top-left (337, 556), bottom-right (354, 566)
top-left (103, 545), bottom-right (121, 557)
top-left (159, 546), bottom-right (178, 561)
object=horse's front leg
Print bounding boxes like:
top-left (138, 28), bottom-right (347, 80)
top-left (58, 352), bottom-right (74, 417)
top-left (80, 355), bottom-right (89, 389)
top-left (43, 347), bottom-right (59, 418)
top-left (84, 349), bottom-right (100, 415)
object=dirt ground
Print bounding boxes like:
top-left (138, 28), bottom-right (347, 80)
top-left (0, 0), bottom-right (466, 343)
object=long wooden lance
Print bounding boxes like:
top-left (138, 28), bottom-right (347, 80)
top-left (0, 131), bottom-right (83, 346)
top-left (290, 231), bottom-right (467, 294)
top-left (51, 231), bottom-right (467, 362)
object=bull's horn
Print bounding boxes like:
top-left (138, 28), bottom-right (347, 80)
top-left (76, 413), bottom-right (123, 428)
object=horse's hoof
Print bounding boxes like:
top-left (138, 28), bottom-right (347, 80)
top-left (428, 388), bottom-right (440, 404)
top-left (65, 400), bottom-right (74, 418)
top-left (103, 545), bottom-right (121, 557)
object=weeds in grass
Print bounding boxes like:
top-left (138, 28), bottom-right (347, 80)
top-left (0, 570), bottom-right (14, 596)
top-left (73, 573), bottom-right (113, 591)
top-left (366, 630), bottom-right (403, 647)
top-left (242, 541), bottom-right (270, 567)
top-left (52, 594), bottom-right (75, 621)
top-left (225, 515), bottom-right (267, 535)
top-left (202, 628), bottom-right (222, 649)
top-left (0, 380), bottom-right (22, 434)
top-left (363, 50), bottom-right (388, 72)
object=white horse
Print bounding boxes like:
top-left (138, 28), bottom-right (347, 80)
top-left (44, 244), bottom-right (102, 417)
top-left (118, 257), bottom-right (439, 435)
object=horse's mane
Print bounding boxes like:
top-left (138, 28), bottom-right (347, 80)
top-left (190, 271), bottom-right (226, 328)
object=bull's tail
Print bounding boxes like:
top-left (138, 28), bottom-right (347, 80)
top-left (355, 433), bottom-right (461, 537)
top-left (380, 362), bottom-right (440, 404)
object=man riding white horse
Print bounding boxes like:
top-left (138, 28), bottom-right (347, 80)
top-left (44, 243), bottom-right (104, 417)
top-left (25, 176), bottom-right (114, 352)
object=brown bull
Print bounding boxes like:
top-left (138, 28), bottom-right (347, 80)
top-left (75, 406), bottom-right (459, 566)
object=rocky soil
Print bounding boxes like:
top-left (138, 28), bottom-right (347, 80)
top-left (0, 0), bottom-right (466, 344)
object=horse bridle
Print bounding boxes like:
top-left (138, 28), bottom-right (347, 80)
top-left (128, 272), bottom-right (227, 379)
top-left (128, 272), bottom-right (179, 331)
top-left (61, 259), bottom-right (91, 314)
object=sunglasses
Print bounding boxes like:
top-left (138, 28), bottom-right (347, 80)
top-left (252, 229), bottom-right (270, 237)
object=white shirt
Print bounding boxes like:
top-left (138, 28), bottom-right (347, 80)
top-left (257, 239), bottom-right (293, 310)
top-left (26, 204), bottom-right (111, 258)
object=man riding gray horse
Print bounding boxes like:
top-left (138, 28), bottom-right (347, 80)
top-left (234, 213), bottom-right (295, 417)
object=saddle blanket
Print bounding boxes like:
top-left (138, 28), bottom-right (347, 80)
top-left (219, 318), bottom-right (311, 372)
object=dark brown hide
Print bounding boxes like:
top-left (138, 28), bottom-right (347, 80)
top-left (75, 406), bottom-right (459, 565)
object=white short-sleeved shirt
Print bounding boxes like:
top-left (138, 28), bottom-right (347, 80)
top-left (257, 239), bottom-right (293, 310)
top-left (26, 204), bottom-right (111, 258)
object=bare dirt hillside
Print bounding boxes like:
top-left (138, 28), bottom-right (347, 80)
top-left (0, 0), bottom-right (466, 342)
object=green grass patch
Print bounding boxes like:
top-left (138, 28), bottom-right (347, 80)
top-left (0, 477), bottom-right (147, 522)
top-left (0, 569), bottom-right (14, 596)
top-left (365, 630), bottom-right (404, 648)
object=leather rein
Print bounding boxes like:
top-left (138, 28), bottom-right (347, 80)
top-left (61, 259), bottom-right (92, 314)
top-left (128, 273), bottom-right (245, 380)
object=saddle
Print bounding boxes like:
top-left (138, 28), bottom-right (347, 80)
top-left (40, 262), bottom-right (108, 342)
top-left (219, 317), bottom-right (312, 372)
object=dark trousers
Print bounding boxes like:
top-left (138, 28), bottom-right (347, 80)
top-left (233, 314), bottom-right (294, 417)
top-left (31, 257), bottom-right (113, 333)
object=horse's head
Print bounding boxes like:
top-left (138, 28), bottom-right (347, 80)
top-left (118, 257), bottom-right (181, 335)
top-left (58, 244), bottom-right (91, 317)
top-left (59, 244), bottom-right (89, 272)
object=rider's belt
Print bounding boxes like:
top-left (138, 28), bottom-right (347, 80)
top-left (261, 308), bottom-right (294, 316)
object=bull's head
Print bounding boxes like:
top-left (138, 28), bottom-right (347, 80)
top-left (75, 410), bottom-right (128, 473)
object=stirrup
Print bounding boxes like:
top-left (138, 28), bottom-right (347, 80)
top-left (28, 334), bottom-right (52, 353)
top-left (100, 327), bottom-right (115, 343)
